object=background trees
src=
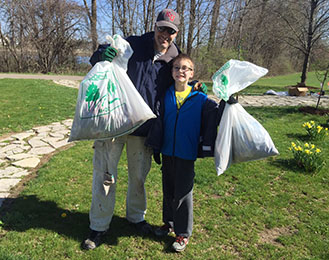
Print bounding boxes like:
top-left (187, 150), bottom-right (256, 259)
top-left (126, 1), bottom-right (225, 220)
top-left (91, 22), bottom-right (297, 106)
top-left (0, 0), bottom-right (328, 81)
top-left (0, 0), bottom-right (86, 73)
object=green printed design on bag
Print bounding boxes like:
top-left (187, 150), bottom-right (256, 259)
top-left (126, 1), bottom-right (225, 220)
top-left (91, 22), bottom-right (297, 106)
top-left (212, 61), bottom-right (230, 80)
top-left (212, 61), bottom-right (230, 101)
top-left (87, 71), bottom-right (108, 81)
top-left (221, 74), bottom-right (228, 86)
top-left (80, 70), bottom-right (126, 119)
top-left (85, 82), bottom-right (100, 110)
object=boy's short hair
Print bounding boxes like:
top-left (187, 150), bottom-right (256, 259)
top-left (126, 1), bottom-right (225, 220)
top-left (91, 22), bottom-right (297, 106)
top-left (172, 53), bottom-right (194, 69)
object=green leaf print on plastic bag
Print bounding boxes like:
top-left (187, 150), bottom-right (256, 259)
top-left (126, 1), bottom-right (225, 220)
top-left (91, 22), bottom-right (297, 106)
top-left (85, 82), bottom-right (100, 110)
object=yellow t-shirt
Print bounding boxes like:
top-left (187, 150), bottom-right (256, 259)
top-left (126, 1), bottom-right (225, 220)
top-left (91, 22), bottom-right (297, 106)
top-left (175, 86), bottom-right (192, 109)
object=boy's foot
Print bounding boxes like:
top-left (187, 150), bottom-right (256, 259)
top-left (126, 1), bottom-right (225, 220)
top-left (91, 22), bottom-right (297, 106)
top-left (154, 224), bottom-right (174, 237)
top-left (172, 236), bottom-right (189, 252)
top-left (134, 220), bottom-right (153, 235)
top-left (81, 229), bottom-right (107, 250)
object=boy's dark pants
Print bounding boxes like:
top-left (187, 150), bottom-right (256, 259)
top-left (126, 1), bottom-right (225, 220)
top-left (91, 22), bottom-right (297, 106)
top-left (161, 155), bottom-right (195, 238)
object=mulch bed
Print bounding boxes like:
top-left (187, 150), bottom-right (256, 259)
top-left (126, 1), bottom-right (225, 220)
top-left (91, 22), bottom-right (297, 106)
top-left (298, 106), bottom-right (329, 116)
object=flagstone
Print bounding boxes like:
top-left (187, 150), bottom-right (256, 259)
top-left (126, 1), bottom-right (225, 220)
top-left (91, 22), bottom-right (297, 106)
top-left (10, 170), bottom-right (30, 178)
top-left (28, 147), bottom-right (55, 155)
top-left (12, 148), bottom-right (24, 154)
top-left (33, 126), bottom-right (51, 133)
top-left (0, 137), bottom-right (14, 142)
top-left (12, 158), bottom-right (40, 168)
top-left (0, 144), bottom-right (19, 153)
top-left (49, 139), bottom-right (69, 149)
top-left (50, 125), bottom-right (67, 131)
top-left (49, 133), bottom-right (65, 139)
top-left (6, 153), bottom-right (37, 161)
top-left (11, 132), bottom-right (35, 140)
top-left (36, 132), bottom-right (49, 138)
top-left (0, 166), bottom-right (21, 175)
top-left (57, 130), bottom-right (70, 136)
top-left (0, 178), bottom-right (21, 192)
top-left (62, 119), bottom-right (73, 127)
top-left (41, 137), bottom-right (61, 143)
top-left (28, 138), bottom-right (48, 148)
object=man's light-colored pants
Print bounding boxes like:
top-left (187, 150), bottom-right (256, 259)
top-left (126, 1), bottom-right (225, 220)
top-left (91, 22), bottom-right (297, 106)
top-left (89, 135), bottom-right (152, 232)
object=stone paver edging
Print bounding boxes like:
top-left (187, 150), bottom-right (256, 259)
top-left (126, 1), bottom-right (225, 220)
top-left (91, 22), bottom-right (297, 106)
top-left (0, 119), bottom-right (73, 207)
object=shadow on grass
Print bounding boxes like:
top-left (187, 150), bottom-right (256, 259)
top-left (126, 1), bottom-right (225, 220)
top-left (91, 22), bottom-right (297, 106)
top-left (270, 158), bottom-right (309, 174)
top-left (0, 195), bottom-right (172, 249)
top-left (286, 133), bottom-right (308, 141)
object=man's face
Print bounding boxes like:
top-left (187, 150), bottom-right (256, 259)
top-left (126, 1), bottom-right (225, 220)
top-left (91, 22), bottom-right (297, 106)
top-left (154, 25), bottom-right (178, 53)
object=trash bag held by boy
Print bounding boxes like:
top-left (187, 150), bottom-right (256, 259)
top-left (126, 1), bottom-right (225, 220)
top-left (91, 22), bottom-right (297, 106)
top-left (69, 35), bottom-right (156, 142)
top-left (213, 59), bottom-right (279, 175)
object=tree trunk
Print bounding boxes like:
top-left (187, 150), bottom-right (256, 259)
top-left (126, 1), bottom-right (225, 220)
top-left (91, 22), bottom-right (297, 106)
top-left (91, 0), bottom-right (98, 51)
top-left (208, 0), bottom-right (221, 51)
top-left (176, 0), bottom-right (185, 50)
top-left (187, 0), bottom-right (196, 56)
top-left (300, 0), bottom-right (317, 85)
top-left (83, 0), bottom-right (98, 51)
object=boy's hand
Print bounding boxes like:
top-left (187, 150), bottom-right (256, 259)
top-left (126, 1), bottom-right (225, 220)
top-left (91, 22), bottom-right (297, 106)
top-left (227, 95), bottom-right (238, 104)
top-left (153, 152), bottom-right (161, 165)
top-left (101, 46), bottom-right (118, 62)
top-left (194, 82), bottom-right (208, 94)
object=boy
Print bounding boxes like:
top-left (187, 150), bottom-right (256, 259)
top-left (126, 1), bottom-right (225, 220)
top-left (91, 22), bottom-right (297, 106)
top-left (146, 54), bottom-right (221, 252)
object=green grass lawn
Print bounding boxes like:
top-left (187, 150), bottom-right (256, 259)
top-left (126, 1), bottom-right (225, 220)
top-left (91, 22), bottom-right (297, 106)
top-left (0, 78), bottom-right (78, 136)
top-left (0, 78), bottom-right (328, 259)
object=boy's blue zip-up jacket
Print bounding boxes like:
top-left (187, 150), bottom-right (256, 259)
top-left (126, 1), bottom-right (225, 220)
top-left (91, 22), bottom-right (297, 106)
top-left (146, 85), bottom-right (224, 161)
top-left (90, 32), bottom-right (180, 137)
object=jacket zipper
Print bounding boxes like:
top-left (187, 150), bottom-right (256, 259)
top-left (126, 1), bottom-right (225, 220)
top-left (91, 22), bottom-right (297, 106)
top-left (172, 92), bottom-right (197, 156)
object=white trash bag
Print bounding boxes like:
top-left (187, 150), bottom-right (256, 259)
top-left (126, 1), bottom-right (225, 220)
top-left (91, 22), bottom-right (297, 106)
top-left (215, 103), bottom-right (279, 175)
top-left (213, 60), bottom-right (279, 175)
top-left (69, 35), bottom-right (156, 142)
top-left (212, 59), bottom-right (268, 101)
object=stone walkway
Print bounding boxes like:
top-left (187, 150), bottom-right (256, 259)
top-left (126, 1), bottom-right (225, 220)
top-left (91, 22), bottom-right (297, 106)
top-left (0, 119), bottom-right (73, 207)
top-left (238, 94), bottom-right (329, 107)
top-left (0, 78), bottom-right (328, 209)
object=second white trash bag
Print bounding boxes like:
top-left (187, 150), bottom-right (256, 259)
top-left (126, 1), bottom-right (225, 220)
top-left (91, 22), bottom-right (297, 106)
top-left (69, 35), bottom-right (156, 142)
top-left (213, 60), bottom-right (279, 175)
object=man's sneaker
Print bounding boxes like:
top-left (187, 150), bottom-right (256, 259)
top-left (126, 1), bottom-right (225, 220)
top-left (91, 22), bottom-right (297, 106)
top-left (81, 229), bottom-right (107, 250)
top-left (154, 224), bottom-right (174, 237)
top-left (172, 236), bottom-right (189, 252)
top-left (134, 220), bottom-right (153, 235)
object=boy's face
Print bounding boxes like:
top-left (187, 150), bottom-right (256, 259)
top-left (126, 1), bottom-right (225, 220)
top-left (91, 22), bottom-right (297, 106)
top-left (172, 59), bottom-right (194, 83)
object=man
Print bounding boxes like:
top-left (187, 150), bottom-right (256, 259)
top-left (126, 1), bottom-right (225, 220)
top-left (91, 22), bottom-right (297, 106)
top-left (82, 9), bottom-right (183, 250)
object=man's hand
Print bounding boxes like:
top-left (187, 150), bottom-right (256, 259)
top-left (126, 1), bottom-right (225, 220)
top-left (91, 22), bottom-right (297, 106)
top-left (153, 152), bottom-right (161, 165)
top-left (194, 82), bottom-right (208, 94)
top-left (101, 46), bottom-right (118, 62)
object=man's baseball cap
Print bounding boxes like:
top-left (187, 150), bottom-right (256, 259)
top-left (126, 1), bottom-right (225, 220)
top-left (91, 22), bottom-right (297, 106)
top-left (156, 9), bottom-right (180, 32)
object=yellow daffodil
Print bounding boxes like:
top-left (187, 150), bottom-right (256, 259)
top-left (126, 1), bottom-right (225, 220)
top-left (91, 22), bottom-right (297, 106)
top-left (61, 213), bottom-right (67, 218)
top-left (315, 148), bottom-right (321, 153)
top-left (304, 143), bottom-right (309, 148)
